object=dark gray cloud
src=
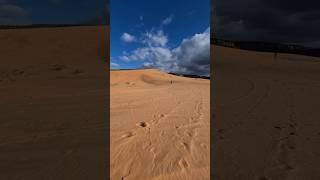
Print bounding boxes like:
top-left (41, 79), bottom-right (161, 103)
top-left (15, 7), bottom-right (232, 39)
top-left (82, 2), bottom-right (109, 25)
top-left (47, 0), bottom-right (63, 5)
top-left (212, 0), bottom-right (320, 47)
top-left (0, 3), bottom-right (31, 25)
top-left (171, 28), bottom-right (210, 75)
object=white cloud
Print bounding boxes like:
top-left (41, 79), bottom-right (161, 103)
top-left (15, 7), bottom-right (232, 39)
top-left (119, 55), bottom-right (131, 62)
top-left (142, 29), bottom-right (168, 47)
top-left (162, 15), bottom-right (174, 25)
top-left (120, 32), bottom-right (137, 43)
top-left (118, 16), bottom-right (210, 75)
top-left (143, 62), bottom-right (153, 68)
top-left (132, 48), bottom-right (150, 60)
top-left (110, 62), bottom-right (119, 69)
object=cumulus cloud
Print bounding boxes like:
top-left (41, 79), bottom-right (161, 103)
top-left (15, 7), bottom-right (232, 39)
top-left (120, 32), bottom-right (137, 43)
top-left (119, 55), bottom-right (130, 62)
top-left (142, 62), bottom-right (153, 68)
top-left (119, 27), bottom-right (210, 76)
top-left (142, 29), bottom-right (168, 47)
top-left (162, 15), bottom-right (174, 25)
top-left (171, 28), bottom-right (210, 75)
top-left (111, 62), bottom-right (119, 68)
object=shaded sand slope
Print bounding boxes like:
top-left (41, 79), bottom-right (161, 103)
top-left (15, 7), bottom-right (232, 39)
top-left (213, 45), bottom-right (320, 180)
top-left (111, 69), bottom-right (210, 180)
top-left (0, 26), bottom-right (108, 179)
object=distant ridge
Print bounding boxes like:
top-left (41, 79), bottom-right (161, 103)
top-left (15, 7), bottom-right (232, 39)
top-left (168, 72), bottom-right (210, 80)
top-left (0, 24), bottom-right (106, 29)
top-left (211, 38), bottom-right (320, 58)
top-left (110, 68), bottom-right (210, 79)
top-left (110, 67), bottom-right (156, 71)
top-left (111, 69), bottom-right (143, 71)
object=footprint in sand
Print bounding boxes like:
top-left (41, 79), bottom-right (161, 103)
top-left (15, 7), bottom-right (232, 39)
top-left (149, 147), bottom-right (155, 152)
top-left (218, 129), bottom-right (225, 140)
top-left (200, 143), bottom-right (208, 149)
top-left (184, 130), bottom-right (194, 137)
top-left (126, 82), bottom-right (136, 86)
top-left (12, 69), bottom-right (25, 76)
top-left (178, 159), bottom-right (189, 169)
top-left (121, 132), bottom-right (135, 138)
top-left (49, 64), bottom-right (66, 71)
top-left (136, 121), bottom-right (148, 128)
top-left (180, 142), bottom-right (191, 152)
top-left (289, 132), bottom-right (296, 136)
top-left (159, 114), bottom-right (167, 118)
top-left (257, 176), bottom-right (270, 180)
top-left (72, 69), bottom-right (84, 75)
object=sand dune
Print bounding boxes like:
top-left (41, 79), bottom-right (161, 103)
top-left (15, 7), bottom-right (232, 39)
top-left (213, 45), bottom-right (320, 180)
top-left (110, 69), bottom-right (210, 179)
top-left (0, 26), bottom-right (108, 179)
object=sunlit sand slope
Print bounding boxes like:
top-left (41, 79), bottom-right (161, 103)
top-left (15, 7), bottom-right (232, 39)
top-left (111, 69), bottom-right (210, 180)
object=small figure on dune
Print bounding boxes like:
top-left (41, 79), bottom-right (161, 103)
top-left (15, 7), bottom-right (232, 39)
top-left (274, 52), bottom-right (278, 59)
top-left (170, 80), bottom-right (173, 84)
top-left (273, 51), bottom-right (278, 64)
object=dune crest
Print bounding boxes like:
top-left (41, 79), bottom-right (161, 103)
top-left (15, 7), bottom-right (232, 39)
top-left (111, 69), bottom-right (199, 87)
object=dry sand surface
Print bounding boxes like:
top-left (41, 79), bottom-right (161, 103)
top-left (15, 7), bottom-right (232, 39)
top-left (110, 69), bottom-right (210, 179)
top-left (0, 26), bottom-right (108, 179)
top-left (213, 45), bottom-right (320, 180)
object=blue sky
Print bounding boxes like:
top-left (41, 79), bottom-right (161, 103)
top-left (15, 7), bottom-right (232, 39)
top-left (110, 0), bottom-right (210, 75)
